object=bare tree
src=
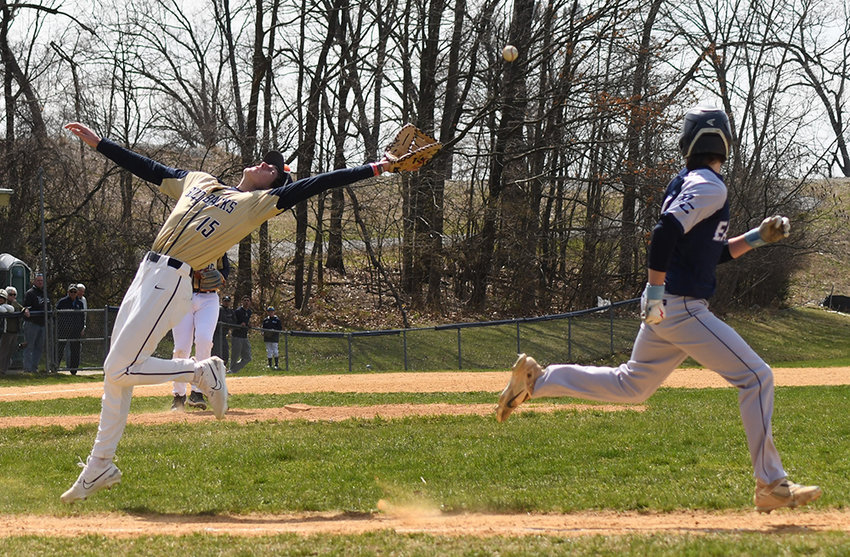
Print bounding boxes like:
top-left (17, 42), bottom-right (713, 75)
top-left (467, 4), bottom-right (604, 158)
top-left (777, 0), bottom-right (850, 177)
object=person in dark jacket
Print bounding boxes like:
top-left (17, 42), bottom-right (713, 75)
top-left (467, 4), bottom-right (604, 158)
top-left (212, 295), bottom-right (237, 367)
top-left (56, 284), bottom-right (85, 375)
top-left (229, 296), bottom-right (253, 373)
top-left (22, 273), bottom-right (49, 373)
top-left (261, 306), bottom-right (283, 369)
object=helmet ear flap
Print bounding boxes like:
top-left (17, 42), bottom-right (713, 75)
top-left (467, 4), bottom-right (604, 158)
top-left (686, 128), bottom-right (730, 159)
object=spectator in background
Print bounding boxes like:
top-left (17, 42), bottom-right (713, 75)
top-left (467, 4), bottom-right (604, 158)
top-left (65, 283), bottom-right (88, 368)
top-left (22, 273), bottom-right (49, 373)
top-left (229, 296), bottom-right (253, 374)
top-left (76, 284), bottom-right (87, 309)
top-left (0, 289), bottom-right (9, 339)
top-left (212, 295), bottom-right (236, 367)
top-left (76, 283), bottom-right (88, 331)
top-left (0, 287), bottom-right (27, 374)
top-left (262, 306), bottom-right (283, 370)
top-left (56, 284), bottom-right (85, 375)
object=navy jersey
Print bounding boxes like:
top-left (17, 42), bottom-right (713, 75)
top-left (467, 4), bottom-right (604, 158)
top-left (660, 168), bottom-right (730, 298)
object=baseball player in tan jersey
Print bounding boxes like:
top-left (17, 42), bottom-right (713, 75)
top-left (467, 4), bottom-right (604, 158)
top-left (61, 122), bottom-right (393, 503)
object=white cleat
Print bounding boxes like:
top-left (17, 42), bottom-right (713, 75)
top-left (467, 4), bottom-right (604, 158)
top-left (496, 353), bottom-right (543, 423)
top-left (755, 477), bottom-right (822, 513)
top-left (195, 356), bottom-right (228, 419)
top-left (60, 457), bottom-right (122, 503)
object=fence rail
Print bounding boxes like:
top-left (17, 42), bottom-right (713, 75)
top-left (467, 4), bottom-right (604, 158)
top-left (11, 298), bottom-right (641, 374)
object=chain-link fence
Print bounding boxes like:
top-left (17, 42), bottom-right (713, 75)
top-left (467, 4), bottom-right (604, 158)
top-left (9, 307), bottom-right (120, 373)
top-left (12, 299), bottom-right (640, 374)
top-left (279, 299), bottom-right (640, 373)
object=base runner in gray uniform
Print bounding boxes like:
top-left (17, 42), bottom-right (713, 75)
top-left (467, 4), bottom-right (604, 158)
top-left (61, 122), bottom-right (394, 503)
top-left (496, 106), bottom-right (821, 513)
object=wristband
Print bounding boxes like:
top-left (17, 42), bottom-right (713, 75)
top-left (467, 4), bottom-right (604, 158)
top-left (744, 228), bottom-right (766, 249)
top-left (369, 162), bottom-right (383, 176)
top-left (644, 284), bottom-right (665, 301)
top-left (646, 284), bottom-right (664, 300)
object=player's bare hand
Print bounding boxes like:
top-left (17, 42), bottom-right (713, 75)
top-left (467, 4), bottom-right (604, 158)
top-left (64, 122), bottom-right (101, 149)
top-left (377, 156), bottom-right (393, 173)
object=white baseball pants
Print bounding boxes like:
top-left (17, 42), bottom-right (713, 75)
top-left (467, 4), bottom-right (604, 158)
top-left (91, 253), bottom-right (197, 460)
top-left (172, 291), bottom-right (219, 396)
top-left (265, 342), bottom-right (279, 358)
top-left (532, 295), bottom-right (787, 483)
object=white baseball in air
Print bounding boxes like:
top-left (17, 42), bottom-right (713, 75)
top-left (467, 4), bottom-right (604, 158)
top-left (502, 44), bottom-right (518, 62)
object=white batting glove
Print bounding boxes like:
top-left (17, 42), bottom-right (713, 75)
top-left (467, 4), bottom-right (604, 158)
top-left (640, 284), bottom-right (665, 325)
top-left (744, 215), bottom-right (791, 248)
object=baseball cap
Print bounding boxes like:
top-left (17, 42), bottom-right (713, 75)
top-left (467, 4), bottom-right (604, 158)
top-left (223, 295), bottom-right (231, 301)
top-left (266, 306), bottom-right (275, 311)
top-left (262, 151), bottom-right (292, 188)
top-left (68, 284), bottom-right (78, 292)
top-left (0, 289), bottom-right (6, 299)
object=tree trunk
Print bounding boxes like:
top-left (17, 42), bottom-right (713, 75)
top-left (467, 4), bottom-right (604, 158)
top-left (294, 0), bottom-right (341, 308)
top-left (258, 0), bottom-right (280, 303)
top-left (326, 2), bottom-right (351, 275)
top-left (221, 0), bottom-right (266, 299)
top-left (417, 0), bottom-right (446, 310)
top-left (619, 0), bottom-right (661, 289)
top-left (470, 0), bottom-right (534, 310)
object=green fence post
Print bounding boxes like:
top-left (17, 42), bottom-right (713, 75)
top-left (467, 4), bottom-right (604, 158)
top-left (457, 328), bottom-right (462, 370)
top-left (348, 333), bottom-right (352, 373)
top-left (402, 329), bottom-right (408, 371)
top-left (103, 306), bottom-right (110, 371)
top-left (568, 315), bottom-right (572, 361)
top-left (609, 304), bottom-right (614, 354)
top-left (284, 332), bottom-right (289, 372)
top-left (516, 320), bottom-right (521, 355)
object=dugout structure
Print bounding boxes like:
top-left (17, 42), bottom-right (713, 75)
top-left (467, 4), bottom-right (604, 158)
top-left (0, 253), bottom-right (31, 370)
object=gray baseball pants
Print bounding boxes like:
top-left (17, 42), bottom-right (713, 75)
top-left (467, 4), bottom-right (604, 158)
top-left (532, 295), bottom-right (787, 483)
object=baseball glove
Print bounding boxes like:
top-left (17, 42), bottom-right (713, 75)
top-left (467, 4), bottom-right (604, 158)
top-left (383, 124), bottom-right (442, 172)
top-left (195, 267), bottom-right (224, 291)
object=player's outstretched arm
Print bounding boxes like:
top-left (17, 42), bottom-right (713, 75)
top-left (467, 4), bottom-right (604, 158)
top-left (274, 163), bottom-right (387, 211)
top-left (65, 122), bottom-right (187, 186)
top-left (65, 122), bottom-right (101, 149)
top-left (727, 215), bottom-right (791, 259)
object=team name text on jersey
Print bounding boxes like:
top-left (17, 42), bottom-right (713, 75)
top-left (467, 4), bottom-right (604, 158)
top-left (186, 186), bottom-right (238, 213)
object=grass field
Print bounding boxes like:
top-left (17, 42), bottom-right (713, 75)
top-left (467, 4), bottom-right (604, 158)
top-left (1, 306), bottom-right (850, 555)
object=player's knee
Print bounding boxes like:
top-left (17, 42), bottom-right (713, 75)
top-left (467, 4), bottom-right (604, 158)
top-left (173, 349), bottom-right (190, 359)
top-left (733, 362), bottom-right (774, 390)
top-left (195, 340), bottom-right (213, 357)
top-left (619, 386), bottom-right (655, 404)
top-left (751, 363), bottom-right (774, 389)
top-left (102, 362), bottom-right (132, 386)
top-left (614, 370), bottom-right (658, 403)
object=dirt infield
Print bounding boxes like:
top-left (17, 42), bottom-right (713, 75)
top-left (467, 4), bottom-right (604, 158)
top-left (0, 402), bottom-right (645, 429)
top-left (3, 508), bottom-right (850, 538)
top-left (1, 366), bottom-right (846, 403)
top-left (1, 367), bottom-right (848, 538)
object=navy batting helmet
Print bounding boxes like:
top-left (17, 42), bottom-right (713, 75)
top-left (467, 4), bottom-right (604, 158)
top-left (678, 106), bottom-right (733, 160)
